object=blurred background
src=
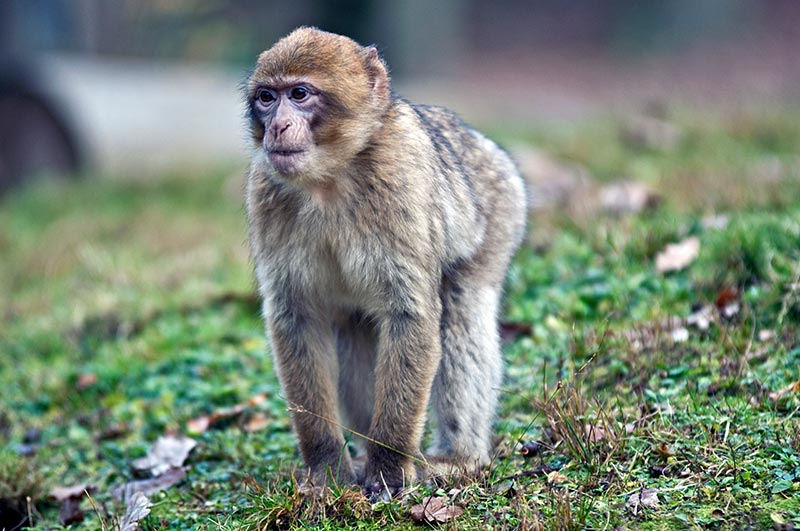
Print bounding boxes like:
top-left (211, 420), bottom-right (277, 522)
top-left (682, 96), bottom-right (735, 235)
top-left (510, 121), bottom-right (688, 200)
top-left (4, 4), bottom-right (800, 530)
top-left (1, 0), bottom-right (799, 191)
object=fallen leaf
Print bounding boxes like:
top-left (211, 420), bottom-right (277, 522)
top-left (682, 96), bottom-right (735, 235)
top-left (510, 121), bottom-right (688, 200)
top-left (654, 403), bottom-right (675, 416)
top-left (771, 479), bottom-right (793, 494)
top-left (686, 305), bottom-right (713, 331)
top-left (654, 443), bottom-right (674, 458)
top-left (701, 214), bottom-right (729, 230)
top-left (76, 372), bottom-right (98, 390)
top-left (132, 435), bottom-right (196, 477)
top-left (759, 330), bottom-right (776, 342)
top-left (409, 496), bottom-right (464, 524)
top-left (50, 484), bottom-right (94, 526)
top-left (655, 237), bottom-right (700, 273)
top-left (98, 423), bottom-right (129, 441)
top-left (621, 115), bottom-right (683, 152)
top-left (714, 287), bottom-right (738, 309)
top-left (112, 467), bottom-right (186, 502)
top-left (50, 485), bottom-right (94, 500)
top-left (491, 480), bottom-right (517, 498)
top-left (584, 424), bottom-right (612, 443)
top-left (243, 412), bottom-right (270, 432)
top-left (625, 488), bottom-right (659, 515)
top-left (670, 327), bottom-right (689, 342)
top-left (117, 491), bottom-right (151, 531)
top-left (510, 145), bottom-right (593, 211)
top-left (714, 287), bottom-right (740, 318)
top-left (186, 393), bottom-right (268, 434)
top-left (599, 181), bottom-right (661, 215)
top-left (771, 512), bottom-right (796, 531)
top-left (768, 380), bottom-right (800, 401)
top-left (186, 416), bottom-right (210, 434)
top-left (546, 471), bottom-right (569, 484)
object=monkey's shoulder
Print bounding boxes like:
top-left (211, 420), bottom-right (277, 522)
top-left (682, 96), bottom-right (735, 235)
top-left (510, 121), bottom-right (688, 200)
top-left (407, 103), bottom-right (467, 132)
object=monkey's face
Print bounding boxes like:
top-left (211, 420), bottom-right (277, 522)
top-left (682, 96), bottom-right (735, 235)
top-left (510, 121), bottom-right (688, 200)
top-left (247, 27), bottom-right (391, 185)
top-left (250, 82), bottom-right (321, 177)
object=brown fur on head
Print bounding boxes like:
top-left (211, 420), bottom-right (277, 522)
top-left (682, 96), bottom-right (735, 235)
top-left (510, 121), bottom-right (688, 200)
top-left (247, 27), bottom-right (391, 182)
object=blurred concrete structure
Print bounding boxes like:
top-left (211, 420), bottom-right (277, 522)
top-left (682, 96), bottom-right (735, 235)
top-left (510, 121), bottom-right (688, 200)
top-left (40, 55), bottom-right (246, 176)
top-left (1, 0), bottom-right (799, 186)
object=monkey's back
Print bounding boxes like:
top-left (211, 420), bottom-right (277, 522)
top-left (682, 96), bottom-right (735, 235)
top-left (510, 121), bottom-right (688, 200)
top-left (406, 103), bottom-right (526, 281)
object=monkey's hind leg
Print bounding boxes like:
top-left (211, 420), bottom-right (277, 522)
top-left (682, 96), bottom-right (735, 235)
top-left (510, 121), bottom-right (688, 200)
top-left (429, 273), bottom-right (503, 471)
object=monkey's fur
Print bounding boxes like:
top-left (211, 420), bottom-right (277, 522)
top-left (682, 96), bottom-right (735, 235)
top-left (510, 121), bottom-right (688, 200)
top-left (245, 27), bottom-right (526, 495)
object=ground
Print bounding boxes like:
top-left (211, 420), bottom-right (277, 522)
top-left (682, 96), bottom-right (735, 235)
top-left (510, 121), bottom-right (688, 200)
top-left (1, 108), bottom-right (800, 530)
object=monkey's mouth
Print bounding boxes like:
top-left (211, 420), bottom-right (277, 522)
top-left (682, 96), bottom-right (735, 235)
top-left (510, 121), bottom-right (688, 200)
top-left (269, 149), bottom-right (305, 158)
top-left (267, 149), bottom-right (308, 174)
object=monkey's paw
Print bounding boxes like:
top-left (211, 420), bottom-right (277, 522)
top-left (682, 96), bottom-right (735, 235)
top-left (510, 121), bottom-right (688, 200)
top-left (363, 480), bottom-right (403, 503)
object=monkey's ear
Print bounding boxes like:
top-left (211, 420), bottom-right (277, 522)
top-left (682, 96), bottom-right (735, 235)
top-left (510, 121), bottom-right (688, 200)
top-left (364, 46), bottom-right (390, 109)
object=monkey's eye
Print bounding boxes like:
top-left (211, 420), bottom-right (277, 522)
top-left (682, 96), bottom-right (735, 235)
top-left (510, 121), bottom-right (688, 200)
top-left (255, 88), bottom-right (276, 106)
top-left (290, 87), bottom-right (309, 101)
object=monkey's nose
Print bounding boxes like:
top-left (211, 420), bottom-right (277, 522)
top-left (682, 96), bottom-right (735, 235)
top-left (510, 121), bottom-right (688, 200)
top-left (272, 121), bottom-right (291, 140)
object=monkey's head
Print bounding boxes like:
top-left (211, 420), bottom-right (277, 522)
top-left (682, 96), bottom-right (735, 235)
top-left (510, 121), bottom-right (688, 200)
top-left (247, 27), bottom-right (391, 183)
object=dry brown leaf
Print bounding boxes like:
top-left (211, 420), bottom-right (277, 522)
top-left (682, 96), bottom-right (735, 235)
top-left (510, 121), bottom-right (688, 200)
top-left (759, 329), bottom-right (776, 342)
top-left (714, 287), bottom-right (738, 309)
top-left (625, 488), bottom-right (659, 515)
top-left (132, 435), bottom-right (196, 477)
top-left (546, 471), bottom-right (569, 484)
top-left (185, 416), bottom-right (211, 434)
top-left (50, 484), bottom-right (94, 500)
top-left (50, 484), bottom-right (94, 526)
top-left (243, 412), bottom-right (270, 432)
top-left (769, 380), bottom-right (800, 401)
top-left (117, 491), bottom-right (151, 531)
top-left (599, 181), bottom-right (661, 215)
top-left (655, 237), bottom-right (700, 273)
top-left (621, 115), bottom-right (683, 152)
top-left (654, 443), bottom-right (674, 458)
top-left (714, 287), bottom-right (740, 318)
top-left (75, 372), bottom-right (98, 390)
top-left (409, 496), bottom-right (464, 524)
top-left (585, 424), bottom-right (613, 443)
top-left (510, 145), bottom-right (593, 211)
top-left (112, 467), bottom-right (186, 502)
top-left (186, 393), bottom-right (268, 434)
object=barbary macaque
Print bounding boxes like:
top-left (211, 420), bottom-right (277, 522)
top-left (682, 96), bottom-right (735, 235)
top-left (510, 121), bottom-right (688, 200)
top-left (245, 27), bottom-right (526, 496)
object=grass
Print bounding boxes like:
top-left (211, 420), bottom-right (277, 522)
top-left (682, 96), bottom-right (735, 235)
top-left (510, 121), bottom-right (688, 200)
top-left (2, 109), bottom-right (800, 530)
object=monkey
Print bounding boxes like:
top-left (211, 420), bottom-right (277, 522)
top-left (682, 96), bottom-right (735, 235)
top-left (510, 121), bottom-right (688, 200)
top-left (245, 27), bottom-right (526, 497)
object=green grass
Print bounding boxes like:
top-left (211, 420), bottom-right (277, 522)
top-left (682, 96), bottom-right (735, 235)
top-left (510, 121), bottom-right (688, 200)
top-left (2, 111), bottom-right (800, 530)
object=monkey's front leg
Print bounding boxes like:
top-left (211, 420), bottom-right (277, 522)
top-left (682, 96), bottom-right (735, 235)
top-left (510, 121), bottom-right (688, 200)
top-left (267, 297), bottom-right (354, 487)
top-left (364, 301), bottom-right (442, 496)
